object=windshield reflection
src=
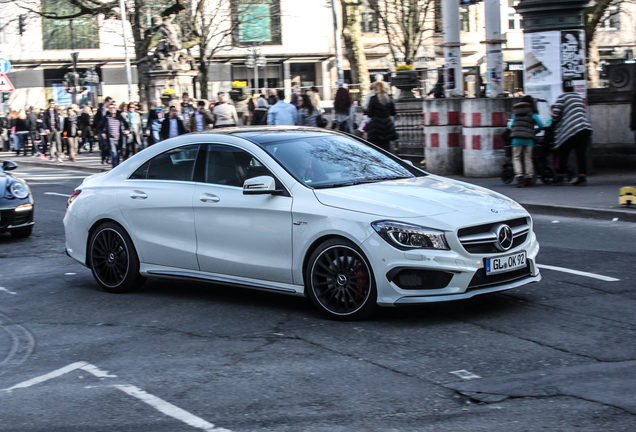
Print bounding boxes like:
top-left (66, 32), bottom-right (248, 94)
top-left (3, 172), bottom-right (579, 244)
top-left (261, 136), bottom-right (417, 188)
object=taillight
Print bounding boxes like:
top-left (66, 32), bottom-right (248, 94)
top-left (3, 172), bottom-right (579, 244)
top-left (67, 189), bottom-right (82, 208)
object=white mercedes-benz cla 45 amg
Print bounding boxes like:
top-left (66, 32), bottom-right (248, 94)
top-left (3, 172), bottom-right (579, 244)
top-left (64, 127), bottom-right (540, 320)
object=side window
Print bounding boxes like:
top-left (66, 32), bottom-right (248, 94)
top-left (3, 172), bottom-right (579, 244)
top-left (205, 144), bottom-right (274, 187)
top-left (131, 145), bottom-right (200, 181)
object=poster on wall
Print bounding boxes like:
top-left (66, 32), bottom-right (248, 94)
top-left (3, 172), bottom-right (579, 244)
top-left (523, 29), bottom-right (587, 119)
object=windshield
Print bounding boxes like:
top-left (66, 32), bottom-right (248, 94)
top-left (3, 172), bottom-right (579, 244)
top-left (259, 135), bottom-right (419, 188)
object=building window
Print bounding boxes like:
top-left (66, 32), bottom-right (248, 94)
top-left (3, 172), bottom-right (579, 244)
top-left (41, 0), bottom-right (99, 50)
top-left (601, 4), bottom-right (620, 30)
top-left (460, 6), bottom-right (470, 32)
top-left (233, 0), bottom-right (281, 46)
top-left (508, 0), bottom-right (521, 31)
top-left (361, 0), bottom-right (379, 34)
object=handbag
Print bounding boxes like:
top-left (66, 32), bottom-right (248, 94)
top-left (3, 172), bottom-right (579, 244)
top-left (316, 111), bottom-right (328, 128)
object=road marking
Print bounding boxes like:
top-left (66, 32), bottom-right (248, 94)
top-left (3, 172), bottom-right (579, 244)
top-left (537, 264), bottom-right (620, 282)
top-left (44, 192), bottom-right (71, 197)
top-left (450, 370), bottom-right (481, 380)
top-left (0, 287), bottom-right (16, 295)
top-left (1, 361), bottom-right (87, 392)
top-left (113, 384), bottom-right (232, 432)
top-left (1, 362), bottom-right (232, 431)
top-left (0, 312), bottom-right (35, 371)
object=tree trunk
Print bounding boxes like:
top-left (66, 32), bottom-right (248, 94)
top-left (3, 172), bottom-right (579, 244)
top-left (131, 0), bottom-right (151, 109)
top-left (198, 57), bottom-right (209, 101)
top-left (342, 0), bottom-right (370, 102)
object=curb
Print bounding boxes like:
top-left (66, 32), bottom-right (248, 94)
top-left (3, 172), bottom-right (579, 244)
top-left (521, 203), bottom-right (636, 223)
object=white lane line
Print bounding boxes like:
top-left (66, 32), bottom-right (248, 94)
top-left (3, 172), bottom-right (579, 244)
top-left (0, 287), bottom-right (17, 295)
top-left (113, 384), bottom-right (232, 432)
top-left (0, 361), bottom-right (87, 392)
top-left (537, 264), bottom-right (620, 282)
top-left (80, 364), bottom-right (117, 378)
top-left (44, 192), bottom-right (71, 197)
top-left (450, 370), bottom-right (481, 380)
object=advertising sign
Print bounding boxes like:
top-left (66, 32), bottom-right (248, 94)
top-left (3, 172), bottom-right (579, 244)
top-left (523, 29), bottom-right (587, 120)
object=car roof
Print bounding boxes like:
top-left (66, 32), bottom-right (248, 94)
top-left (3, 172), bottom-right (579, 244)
top-left (188, 126), bottom-right (344, 144)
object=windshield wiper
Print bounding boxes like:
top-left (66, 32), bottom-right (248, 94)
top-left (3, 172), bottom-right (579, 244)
top-left (312, 176), bottom-right (411, 189)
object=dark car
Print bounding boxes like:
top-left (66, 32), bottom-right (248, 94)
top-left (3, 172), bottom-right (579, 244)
top-left (1, 160), bottom-right (34, 238)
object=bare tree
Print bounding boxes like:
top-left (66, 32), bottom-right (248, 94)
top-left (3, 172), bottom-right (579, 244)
top-left (367, 0), bottom-right (435, 67)
top-left (341, 0), bottom-right (370, 101)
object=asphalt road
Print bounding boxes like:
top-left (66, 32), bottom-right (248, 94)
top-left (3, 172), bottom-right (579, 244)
top-left (1, 165), bottom-right (635, 431)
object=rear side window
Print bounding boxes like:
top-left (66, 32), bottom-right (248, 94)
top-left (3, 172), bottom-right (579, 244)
top-left (131, 145), bottom-right (200, 181)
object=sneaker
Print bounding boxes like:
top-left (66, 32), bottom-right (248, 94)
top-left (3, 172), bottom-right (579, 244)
top-left (573, 176), bottom-right (587, 186)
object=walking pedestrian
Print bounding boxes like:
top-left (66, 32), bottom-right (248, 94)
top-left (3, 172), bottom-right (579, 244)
top-left (551, 81), bottom-right (593, 186)
top-left (26, 107), bottom-right (39, 156)
top-left (267, 90), bottom-right (297, 126)
top-left (332, 87), bottom-right (357, 134)
top-left (180, 92), bottom-right (195, 131)
top-left (189, 100), bottom-right (214, 132)
top-left (99, 104), bottom-right (130, 168)
top-left (212, 93), bottom-right (240, 128)
top-left (308, 86), bottom-right (323, 114)
top-left (509, 95), bottom-right (544, 187)
top-left (365, 81), bottom-right (398, 152)
top-left (0, 111), bottom-right (9, 152)
top-left (63, 106), bottom-right (80, 162)
top-left (147, 98), bottom-right (164, 145)
top-left (93, 97), bottom-right (114, 164)
top-left (12, 110), bottom-right (29, 156)
top-left (121, 102), bottom-right (142, 159)
top-left (251, 97), bottom-right (269, 125)
top-left (267, 89), bottom-right (278, 107)
top-left (160, 106), bottom-right (186, 140)
top-left (37, 109), bottom-right (48, 160)
top-left (43, 99), bottom-right (63, 162)
top-left (297, 94), bottom-right (320, 127)
top-left (78, 106), bottom-right (93, 152)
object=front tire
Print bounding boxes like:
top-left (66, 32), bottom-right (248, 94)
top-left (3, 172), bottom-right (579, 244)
top-left (305, 239), bottom-right (376, 320)
top-left (89, 222), bottom-right (146, 293)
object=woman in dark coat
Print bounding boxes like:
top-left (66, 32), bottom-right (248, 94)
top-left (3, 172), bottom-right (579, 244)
top-left (78, 105), bottom-right (93, 152)
top-left (365, 81), bottom-right (398, 152)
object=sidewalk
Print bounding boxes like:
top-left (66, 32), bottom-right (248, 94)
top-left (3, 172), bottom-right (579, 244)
top-left (3, 150), bottom-right (635, 222)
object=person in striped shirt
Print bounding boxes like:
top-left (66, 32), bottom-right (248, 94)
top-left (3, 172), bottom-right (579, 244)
top-left (551, 81), bottom-right (592, 186)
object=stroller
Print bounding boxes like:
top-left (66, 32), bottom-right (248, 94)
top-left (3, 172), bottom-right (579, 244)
top-left (501, 109), bottom-right (573, 185)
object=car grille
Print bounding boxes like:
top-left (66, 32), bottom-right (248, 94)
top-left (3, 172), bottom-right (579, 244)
top-left (457, 217), bottom-right (530, 254)
top-left (467, 263), bottom-right (532, 290)
top-left (0, 208), bottom-right (33, 229)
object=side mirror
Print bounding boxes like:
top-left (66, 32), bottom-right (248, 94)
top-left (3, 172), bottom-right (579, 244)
top-left (2, 160), bottom-right (17, 171)
top-left (243, 176), bottom-right (281, 195)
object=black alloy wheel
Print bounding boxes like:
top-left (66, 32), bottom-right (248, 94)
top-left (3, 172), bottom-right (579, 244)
top-left (89, 222), bottom-right (146, 293)
top-left (306, 239), bottom-right (376, 320)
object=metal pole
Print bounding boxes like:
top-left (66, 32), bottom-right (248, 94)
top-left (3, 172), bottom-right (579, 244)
top-left (119, 0), bottom-right (133, 102)
top-left (484, 0), bottom-right (505, 97)
top-left (70, 20), bottom-right (78, 105)
top-left (331, 0), bottom-right (344, 87)
top-left (442, 0), bottom-right (463, 97)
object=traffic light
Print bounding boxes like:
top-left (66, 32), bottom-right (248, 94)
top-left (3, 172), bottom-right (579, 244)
top-left (18, 15), bottom-right (26, 36)
top-left (1, 92), bottom-right (9, 102)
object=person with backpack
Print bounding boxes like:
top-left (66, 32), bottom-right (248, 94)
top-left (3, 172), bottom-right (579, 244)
top-left (251, 97), bottom-right (269, 125)
top-left (332, 87), bottom-right (356, 134)
top-left (509, 95), bottom-right (544, 187)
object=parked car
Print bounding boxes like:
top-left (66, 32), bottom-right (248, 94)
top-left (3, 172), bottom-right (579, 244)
top-left (1, 160), bottom-right (34, 238)
top-left (64, 127), bottom-right (541, 320)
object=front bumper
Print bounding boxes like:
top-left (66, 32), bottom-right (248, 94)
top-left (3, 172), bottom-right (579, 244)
top-left (0, 205), bottom-right (34, 232)
top-left (362, 231), bottom-right (541, 307)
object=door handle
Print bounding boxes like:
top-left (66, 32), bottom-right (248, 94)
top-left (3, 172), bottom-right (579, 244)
top-left (200, 193), bottom-right (220, 203)
top-left (130, 190), bottom-right (148, 199)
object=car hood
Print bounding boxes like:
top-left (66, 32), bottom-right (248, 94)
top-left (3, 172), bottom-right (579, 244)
top-left (313, 175), bottom-right (524, 218)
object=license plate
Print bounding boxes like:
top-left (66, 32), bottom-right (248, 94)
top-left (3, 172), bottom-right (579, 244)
top-left (486, 251), bottom-right (527, 275)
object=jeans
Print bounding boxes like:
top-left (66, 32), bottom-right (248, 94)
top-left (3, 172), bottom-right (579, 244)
top-left (47, 130), bottom-right (62, 160)
top-left (151, 119), bottom-right (162, 144)
top-left (110, 139), bottom-right (120, 167)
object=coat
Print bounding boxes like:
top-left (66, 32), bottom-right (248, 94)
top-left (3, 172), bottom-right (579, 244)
top-left (63, 113), bottom-right (80, 137)
top-left (121, 111), bottom-right (143, 143)
top-left (160, 116), bottom-right (186, 141)
top-left (365, 95), bottom-right (398, 143)
top-left (189, 110), bottom-right (215, 132)
top-left (98, 113), bottom-right (130, 142)
top-left (78, 112), bottom-right (92, 138)
top-left (510, 102), bottom-right (536, 140)
top-left (42, 108), bottom-right (62, 132)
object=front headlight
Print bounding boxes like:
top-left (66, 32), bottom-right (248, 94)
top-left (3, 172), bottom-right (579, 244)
top-left (10, 181), bottom-right (29, 199)
top-left (371, 221), bottom-right (450, 251)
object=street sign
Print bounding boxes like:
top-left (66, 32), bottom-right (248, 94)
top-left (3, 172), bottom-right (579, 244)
top-left (0, 58), bottom-right (11, 74)
top-left (0, 73), bottom-right (15, 92)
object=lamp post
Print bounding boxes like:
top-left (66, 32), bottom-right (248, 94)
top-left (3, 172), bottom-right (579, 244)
top-left (118, 0), bottom-right (133, 102)
top-left (246, 48), bottom-right (267, 94)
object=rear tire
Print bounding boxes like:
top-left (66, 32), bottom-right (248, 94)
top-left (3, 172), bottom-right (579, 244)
top-left (89, 222), bottom-right (146, 293)
top-left (305, 239), bottom-right (377, 320)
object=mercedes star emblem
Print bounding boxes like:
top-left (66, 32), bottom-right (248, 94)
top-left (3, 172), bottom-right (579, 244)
top-left (494, 224), bottom-right (513, 251)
